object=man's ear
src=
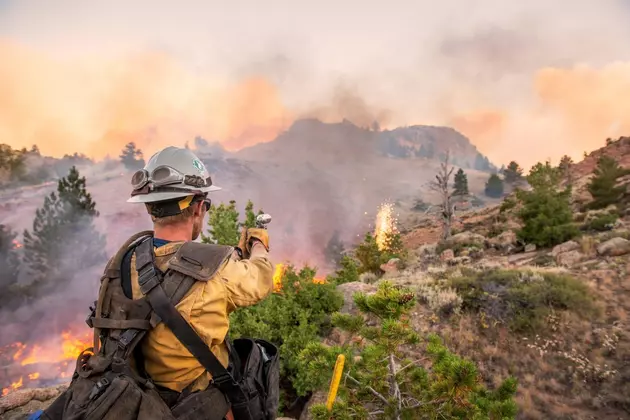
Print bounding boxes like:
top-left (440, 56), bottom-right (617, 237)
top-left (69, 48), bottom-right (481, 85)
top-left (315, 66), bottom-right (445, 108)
top-left (193, 200), bottom-right (204, 217)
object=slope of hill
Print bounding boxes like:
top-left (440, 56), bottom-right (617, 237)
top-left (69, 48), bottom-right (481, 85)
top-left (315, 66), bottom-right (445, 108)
top-left (391, 140), bottom-right (630, 420)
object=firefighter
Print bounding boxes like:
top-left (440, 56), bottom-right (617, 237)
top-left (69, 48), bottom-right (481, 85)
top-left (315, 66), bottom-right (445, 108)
top-left (125, 146), bottom-right (274, 418)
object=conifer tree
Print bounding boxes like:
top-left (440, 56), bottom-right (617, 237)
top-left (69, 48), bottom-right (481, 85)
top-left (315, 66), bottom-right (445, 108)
top-left (485, 173), bottom-right (505, 198)
top-left (298, 282), bottom-right (518, 419)
top-left (22, 166), bottom-right (106, 295)
top-left (558, 155), bottom-right (574, 184)
top-left (516, 161), bottom-right (578, 247)
top-left (587, 155), bottom-right (628, 210)
top-left (0, 225), bottom-right (21, 307)
top-left (242, 199), bottom-right (264, 229)
top-left (202, 199), bottom-right (264, 246)
top-left (452, 168), bottom-right (469, 198)
top-left (503, 161), bottom-right (524, 184)
top-left (202, 200), bottom-right (240, 246)
top-left (119, 142), bottom-right (145, 171)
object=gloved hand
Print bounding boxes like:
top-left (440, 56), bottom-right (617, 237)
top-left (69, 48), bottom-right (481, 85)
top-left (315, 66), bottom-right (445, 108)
top-left (246, 228), bottom-right (269, 252)
top-left (237, 228), bottom-right (269, 258)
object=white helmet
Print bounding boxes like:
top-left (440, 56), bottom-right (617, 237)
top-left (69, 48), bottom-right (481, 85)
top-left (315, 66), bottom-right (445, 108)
top-left (127, 146), bottom-right (220, 204)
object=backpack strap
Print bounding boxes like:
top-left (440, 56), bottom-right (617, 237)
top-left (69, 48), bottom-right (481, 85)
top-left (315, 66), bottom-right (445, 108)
top-left (93, 231), bottom-right (154, 353)
top-left (135, 239), bottom-right (245, 399)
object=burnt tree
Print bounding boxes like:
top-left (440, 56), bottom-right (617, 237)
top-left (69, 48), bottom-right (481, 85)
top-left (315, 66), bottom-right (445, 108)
top-left (430, 151), bottom-right (456, 240)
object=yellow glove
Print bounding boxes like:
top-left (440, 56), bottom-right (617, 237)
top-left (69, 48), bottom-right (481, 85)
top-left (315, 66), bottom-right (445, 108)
top-left (237, 228), bottom-right (269, 258)
top-left (246, 228), bottom-right (269, 252)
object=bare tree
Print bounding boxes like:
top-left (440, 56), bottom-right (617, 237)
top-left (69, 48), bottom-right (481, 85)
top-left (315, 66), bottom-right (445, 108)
top-left (429, 151), bottom-right (456, 240)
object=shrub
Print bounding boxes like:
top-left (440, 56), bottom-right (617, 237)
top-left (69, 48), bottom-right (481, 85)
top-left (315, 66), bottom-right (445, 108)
top-left (449, 268), bottom-right (597, 333)
top-left (417, 284), bottom-right (463, 316)
top-left (485, 173), bottom-right (505, 198)
top-left (229, 265), bottom-right (343, 410)
top-left (327, 255), bottom-right (360, 285)
top-left (516, 161), bottom-right (580, 247)
top-left (298, 282), bottom-right (518, 419)
top-left (583, 213), bottom-right (618, 232)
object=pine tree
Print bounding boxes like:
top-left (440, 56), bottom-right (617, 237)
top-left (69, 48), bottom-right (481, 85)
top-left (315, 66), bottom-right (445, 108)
top-left (0, 225), bottom-right (22, 307)
top-left (516, 161), bottom-right (579, 247)
top-left (587, 155), bottom-right (629, 210)
top-left (119, 142), bottom-right (145, 171)
top-left (22, 166), bottom-right (106, 295)
top-left (558, 155), bottom-right (574, 184)
top-left (201, 200), bottom-right (240, 246)
top-left (485, 173), bottom-right (505, 198)
top-left (355, 232), bottom-right (383, 274)
top-left (242, 199), bottom-right (264, 229)
top-left (324, 230), bottom-right (345, 268)
top-left (453, 168), bottom-right (469, 198)
top-left (298, 282), bottom-right (518, 419)
top-left (503, 161), bottom-right (523, 184)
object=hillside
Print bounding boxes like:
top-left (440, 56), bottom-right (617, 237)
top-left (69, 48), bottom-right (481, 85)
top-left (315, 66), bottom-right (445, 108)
top-left (0, 119), bottom-right (496, 267)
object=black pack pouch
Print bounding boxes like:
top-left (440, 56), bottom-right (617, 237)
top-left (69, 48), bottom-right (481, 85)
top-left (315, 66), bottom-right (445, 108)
top-left (230, 338), bottom-right (280, 420)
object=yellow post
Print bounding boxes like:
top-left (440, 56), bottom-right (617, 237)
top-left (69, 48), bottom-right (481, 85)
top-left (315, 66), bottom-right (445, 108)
top-left (325, 354), bottom-right (346, 411)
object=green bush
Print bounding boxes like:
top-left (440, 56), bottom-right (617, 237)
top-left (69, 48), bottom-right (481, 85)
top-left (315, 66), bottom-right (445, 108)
top-left (583, 213), bottom-right (618, 232)
top-left (229, 265), bottom-right (343, 410)
top-left (449, 268), bottom-right (597, 333)
top-left (355, 231), bottom-right (407, 275)
top-left (516, 161), bottom-right (580, 247)
top-left (298, 282), bottom-right (518, 419)
top-left (327, 255), bottom-right (360, 285)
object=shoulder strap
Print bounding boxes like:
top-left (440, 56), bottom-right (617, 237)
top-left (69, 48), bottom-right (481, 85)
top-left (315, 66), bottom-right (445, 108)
top-left (135, 239), bottom-right (244, 399)
top-left (93, 231), bottom-right (154, 352)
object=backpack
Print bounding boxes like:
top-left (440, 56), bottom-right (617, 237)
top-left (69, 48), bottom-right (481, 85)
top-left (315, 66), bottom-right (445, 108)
top-left (41, 231), bottom-right (279, 420)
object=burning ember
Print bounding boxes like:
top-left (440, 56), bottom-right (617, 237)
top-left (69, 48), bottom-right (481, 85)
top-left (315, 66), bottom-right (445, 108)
top-left (1, 329), bottom-right (91, 396)
top-left (374, 202), bottom-right (398, 250)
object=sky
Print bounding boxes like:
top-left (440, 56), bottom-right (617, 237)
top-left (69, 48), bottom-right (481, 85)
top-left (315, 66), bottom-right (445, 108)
top-left (2, 0), bottom-right (630, 167)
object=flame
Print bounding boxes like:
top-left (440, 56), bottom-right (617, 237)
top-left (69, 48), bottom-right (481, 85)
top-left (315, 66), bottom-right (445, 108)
top-left (374, 202), bottom-right (398, 251)
top-left (28, 372), bottom-right (40, 380)
top-left (12, 239), bottom-right (23, 249)
top-left (272, 263), bottom-right (327, 291)
top-left (1, 377), bottom-right (23, 396)
top-left (273, 263), bottom-right (286, 292)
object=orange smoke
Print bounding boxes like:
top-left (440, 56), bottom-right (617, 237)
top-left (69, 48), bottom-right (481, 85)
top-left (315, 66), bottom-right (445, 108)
top-left (0, 40), bottom-right (291, 159)
top-left (448, 63), bottom-right (630, 168)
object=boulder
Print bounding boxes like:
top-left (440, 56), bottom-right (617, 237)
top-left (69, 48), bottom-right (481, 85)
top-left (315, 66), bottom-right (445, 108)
top-left (556, 250), bottom-right (585, 267)
top-left (551, 240), bottom-right (580, 257)
top-left (597, 237), bottom-right (630, 257)
top-left (524, 244), bottom-right (537, 253)
top-left (0, 384), bottom-right (67, 416)
top-left (440, 249), bottom-right (455, 262)
top-left (336, 282), bottom-right (377, 314)
top-left (379, 258), bottom-right (400, 273)
top-left (445, 232), bottom-right (486, 248)
top-left (489, 231), bottom-right (517, 249)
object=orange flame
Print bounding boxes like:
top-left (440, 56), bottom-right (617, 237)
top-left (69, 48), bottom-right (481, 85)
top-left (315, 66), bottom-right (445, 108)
top-left (374, 202), bottom-right (397, 251)
top-left (12, 239), bottom-right (23, 249)
top-left (272, 263), bottom-right (327, 291)
top-left (28, 372), bottom-right (40, 380)
top-left (1, 376), bottom-right (23, 396)
top-left (273, 263), bottom-right (285, 292)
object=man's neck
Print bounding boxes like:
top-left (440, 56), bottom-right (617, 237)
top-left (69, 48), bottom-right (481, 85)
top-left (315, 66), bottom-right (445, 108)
top-left (153, 224), bottom-right (192, 242)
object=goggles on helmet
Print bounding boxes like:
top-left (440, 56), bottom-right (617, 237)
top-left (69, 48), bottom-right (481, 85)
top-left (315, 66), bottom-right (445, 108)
top-left (130, 165), bottom-right (213, 195)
